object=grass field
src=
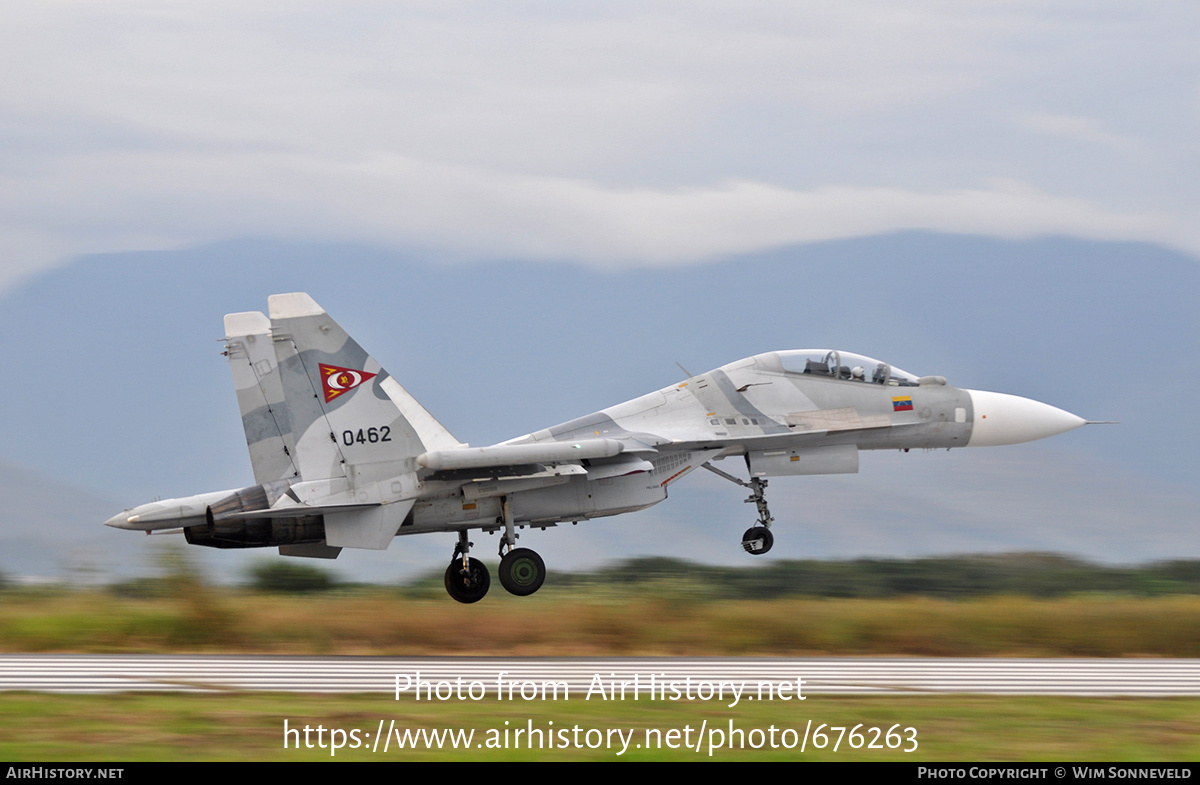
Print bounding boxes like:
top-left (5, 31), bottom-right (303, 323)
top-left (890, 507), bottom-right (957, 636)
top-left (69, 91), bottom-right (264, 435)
top-left (3, 581), bottom-right (1197, 761)
top-left (2, 587), bottom-right (1200, 657)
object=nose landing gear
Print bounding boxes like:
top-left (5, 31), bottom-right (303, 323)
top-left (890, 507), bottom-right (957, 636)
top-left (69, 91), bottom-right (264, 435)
top-left (702, 462), bottom-right (776, 556)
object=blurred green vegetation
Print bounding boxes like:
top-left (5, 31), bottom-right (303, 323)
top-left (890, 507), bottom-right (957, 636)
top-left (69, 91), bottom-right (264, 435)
top-left (555, 553), bottom-right (1200, 599)
top-left (3, 552), bottom-right (1200, 656)
top-left (246, 560), bottom-right (337, 593)
top-left (5, 553), bottom-right (1199, 762)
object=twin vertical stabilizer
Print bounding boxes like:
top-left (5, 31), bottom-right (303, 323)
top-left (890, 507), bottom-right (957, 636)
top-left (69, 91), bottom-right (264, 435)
top-left (223, 311), bottom-right (299, 484)
top-left (222, 293), bottom-right (461, 550)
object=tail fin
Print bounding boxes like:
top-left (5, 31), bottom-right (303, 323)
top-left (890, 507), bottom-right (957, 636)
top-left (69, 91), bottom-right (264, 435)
top-left (224, 310), bottom-right (301, 484)
top-left (265, 292), bottom-right (461, 486)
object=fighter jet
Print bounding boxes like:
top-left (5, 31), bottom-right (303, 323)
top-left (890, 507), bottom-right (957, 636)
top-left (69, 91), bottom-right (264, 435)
top-left (106, 293), bottom-right (1091, 603)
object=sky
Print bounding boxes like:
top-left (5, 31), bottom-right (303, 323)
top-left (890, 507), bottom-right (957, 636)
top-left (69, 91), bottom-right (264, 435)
top-left (1, 2), bottom-right (1197, 292)
top-left (0, 3), bottom-right (1197, 583)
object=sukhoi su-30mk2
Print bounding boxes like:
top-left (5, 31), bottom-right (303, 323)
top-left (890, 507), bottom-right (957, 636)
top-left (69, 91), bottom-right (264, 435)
top-left (106, 293), bottom-right (1091, 603)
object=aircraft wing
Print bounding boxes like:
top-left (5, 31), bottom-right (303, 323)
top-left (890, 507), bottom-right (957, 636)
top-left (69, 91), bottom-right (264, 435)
top-left (661, 407), bottom-right (910, 451)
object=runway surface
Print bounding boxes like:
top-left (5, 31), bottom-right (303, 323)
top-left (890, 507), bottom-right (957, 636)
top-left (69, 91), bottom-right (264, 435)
top-left (1, 655), bottom-right (1198, 696)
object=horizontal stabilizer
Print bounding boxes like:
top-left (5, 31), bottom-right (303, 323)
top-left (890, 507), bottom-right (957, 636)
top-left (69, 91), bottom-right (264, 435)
top-left (324, 500), bottom-right (414, 550)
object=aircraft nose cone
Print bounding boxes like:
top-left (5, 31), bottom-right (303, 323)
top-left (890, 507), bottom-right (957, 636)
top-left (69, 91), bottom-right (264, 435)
top-left (965, 389), bottom-right (1086, 447)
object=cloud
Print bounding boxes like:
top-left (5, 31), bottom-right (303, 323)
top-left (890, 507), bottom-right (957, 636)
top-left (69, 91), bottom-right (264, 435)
top-left (0, 150), bottom-right (1178, 289)
top-left (0, 2), bottom-right (1197, 290)
top-left (1015, 114), bottom-right (1137, 151)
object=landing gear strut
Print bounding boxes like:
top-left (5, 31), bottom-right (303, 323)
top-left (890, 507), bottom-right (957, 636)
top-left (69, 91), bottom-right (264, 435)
top-left (444, 529), bottom-right (489, 603)
top-left (701, 462), bottom-right (775, 555)
top-left (496, 496), bottom-right (546, 596)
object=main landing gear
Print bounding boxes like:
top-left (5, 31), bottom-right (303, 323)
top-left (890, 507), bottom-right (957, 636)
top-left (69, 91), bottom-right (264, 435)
top-left (701, 462), bottom-right (775, 555)
top-left (444, 530), bottom-right (489, 604)
top-left (443, 497), bottom-right (548, 604)
top-left (497, 496), bottom-right (546, 596)
top-left (499, 547), bottom-right (546, 596)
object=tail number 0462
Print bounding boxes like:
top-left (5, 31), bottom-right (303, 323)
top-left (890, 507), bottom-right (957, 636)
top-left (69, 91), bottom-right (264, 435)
top-left (341, 427), bottom-right (392, 446)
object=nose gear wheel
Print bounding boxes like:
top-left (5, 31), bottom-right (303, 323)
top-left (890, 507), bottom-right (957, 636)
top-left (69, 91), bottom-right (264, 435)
top-left (741, 526), bottom-right (774, 555)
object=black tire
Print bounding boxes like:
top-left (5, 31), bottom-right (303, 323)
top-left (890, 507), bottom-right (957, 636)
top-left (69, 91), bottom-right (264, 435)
top-left (444, 557), bottom-right (490, 603)
top-left (741, 526), bottom-right (774, 555)
top-left (498, 548), bottom-right (546, 596)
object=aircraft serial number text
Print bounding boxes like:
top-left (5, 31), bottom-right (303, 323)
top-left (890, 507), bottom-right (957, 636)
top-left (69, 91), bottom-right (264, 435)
top-left (340, 427), bottom-right (392, 446)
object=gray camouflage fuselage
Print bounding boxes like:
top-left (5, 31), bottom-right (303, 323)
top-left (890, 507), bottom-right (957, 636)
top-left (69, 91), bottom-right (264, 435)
top-left (105, 294), bottom-right (1087, 580)
top-left (405, 352), bottom-right (974, 533)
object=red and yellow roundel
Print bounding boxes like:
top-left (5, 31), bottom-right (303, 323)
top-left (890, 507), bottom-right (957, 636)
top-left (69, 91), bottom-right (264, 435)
top-left (319, 364), bottom-right (377, 403)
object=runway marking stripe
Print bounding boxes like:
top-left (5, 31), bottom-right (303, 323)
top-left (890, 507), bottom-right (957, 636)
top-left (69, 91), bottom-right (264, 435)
top-left (2, 656), bottom-right (1197, 695)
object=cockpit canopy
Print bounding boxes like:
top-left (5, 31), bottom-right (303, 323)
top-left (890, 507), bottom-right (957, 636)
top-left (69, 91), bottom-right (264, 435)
top-left (777, 350), bottom-right (921, 387)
